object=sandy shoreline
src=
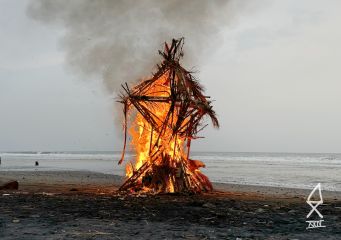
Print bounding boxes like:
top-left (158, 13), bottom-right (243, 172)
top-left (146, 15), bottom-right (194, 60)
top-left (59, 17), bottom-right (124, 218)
top-left (1, 170), bottom-right (340, 239)
top-left (1, 170), bottom-right (340, 200)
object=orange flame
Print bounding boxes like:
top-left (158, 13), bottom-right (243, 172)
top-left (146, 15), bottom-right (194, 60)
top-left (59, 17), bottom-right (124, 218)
top-left (127, 73), bottom-right (185, 193)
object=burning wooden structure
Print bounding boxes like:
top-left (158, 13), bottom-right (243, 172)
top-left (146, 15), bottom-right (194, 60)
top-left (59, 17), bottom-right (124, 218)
top-left (118, 38), bottom-right (219, 193)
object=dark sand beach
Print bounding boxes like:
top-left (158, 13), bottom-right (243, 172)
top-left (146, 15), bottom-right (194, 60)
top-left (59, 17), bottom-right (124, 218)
top-left (0, 171), bottom-right (340, 239)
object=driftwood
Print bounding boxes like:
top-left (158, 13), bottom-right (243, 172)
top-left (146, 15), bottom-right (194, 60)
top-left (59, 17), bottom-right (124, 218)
top-left (118, 38), bottom-right (219, 193)
top-left (0, 180), bottom-right (19, 190)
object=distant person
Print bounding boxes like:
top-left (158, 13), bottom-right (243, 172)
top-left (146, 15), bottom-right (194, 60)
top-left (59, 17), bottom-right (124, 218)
top-left (0, 156), bottom-right (1, 165)
top-left (35, 161), bottom-right (39, 166)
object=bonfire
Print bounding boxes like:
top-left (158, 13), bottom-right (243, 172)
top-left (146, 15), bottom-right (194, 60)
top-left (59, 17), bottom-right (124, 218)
top-left (118, 38), bottom-right (219, 193)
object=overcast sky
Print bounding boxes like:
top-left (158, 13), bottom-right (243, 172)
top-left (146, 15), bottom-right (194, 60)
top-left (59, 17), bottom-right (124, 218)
top-left (1, 0), bottom-right (341, 153)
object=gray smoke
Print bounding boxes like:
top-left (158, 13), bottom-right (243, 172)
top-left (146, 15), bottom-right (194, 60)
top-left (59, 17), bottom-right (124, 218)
top-left (27, 0), bottom-right (234, 93)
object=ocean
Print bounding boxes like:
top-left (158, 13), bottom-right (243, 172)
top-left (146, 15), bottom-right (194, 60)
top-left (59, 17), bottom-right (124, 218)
top-left (1, 151), bottom-right (340, 191)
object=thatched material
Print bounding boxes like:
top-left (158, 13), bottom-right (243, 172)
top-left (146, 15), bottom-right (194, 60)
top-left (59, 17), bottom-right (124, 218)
top-left (118, 38), bottom-right (219, 193)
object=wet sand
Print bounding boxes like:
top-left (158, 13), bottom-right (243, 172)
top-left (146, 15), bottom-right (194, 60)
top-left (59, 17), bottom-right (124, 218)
top-left (0, 171), bottom-right (340, 239)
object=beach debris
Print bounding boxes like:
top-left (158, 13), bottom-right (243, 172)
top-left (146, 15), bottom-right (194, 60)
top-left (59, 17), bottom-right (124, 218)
top-left (256, 208), bottom-right (265, 213)
top-left (0, 180), bottom-right (19, 190)
top-left (203, 203), bottom-right (216, 208)
top-left (288, 209), bottom-right (296, 214)
top-left (69, 229), bottom-right (114, 237)
top-left (118, 38), bottom-right (219, 193)
top-left (41, 192), bottom-right (55, 196)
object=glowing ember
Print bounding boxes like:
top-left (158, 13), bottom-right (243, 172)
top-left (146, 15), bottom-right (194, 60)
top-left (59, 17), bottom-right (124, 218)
top-left (118, 38), bottom-right (219, 193)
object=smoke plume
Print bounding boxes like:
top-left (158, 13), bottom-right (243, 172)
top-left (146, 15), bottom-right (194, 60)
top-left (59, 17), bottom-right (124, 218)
top-left (27, 0), bottom-right (233, 93)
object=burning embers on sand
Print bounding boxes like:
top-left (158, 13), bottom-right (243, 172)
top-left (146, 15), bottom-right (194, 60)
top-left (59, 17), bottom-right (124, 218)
top-left (118, 38), bottom-right (219, 194)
